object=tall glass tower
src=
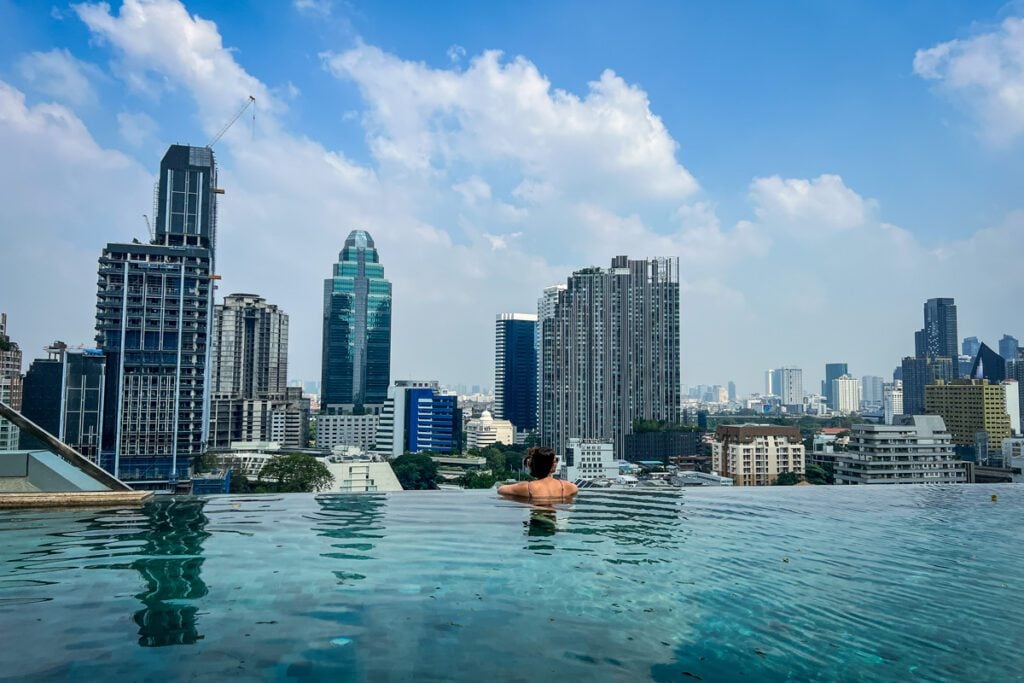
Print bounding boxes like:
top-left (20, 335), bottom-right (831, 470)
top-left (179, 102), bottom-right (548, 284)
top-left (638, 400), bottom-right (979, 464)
top-left (321, 230), bottom-right (392, 410)
top-left (494, 313), bottom-right (537, 433)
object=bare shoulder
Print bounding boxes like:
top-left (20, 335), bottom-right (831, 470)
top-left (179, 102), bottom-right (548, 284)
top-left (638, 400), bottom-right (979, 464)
top-left (498, 481), bottom-right (530, 497)
top-left (562, 480), bottom-right (579, 495)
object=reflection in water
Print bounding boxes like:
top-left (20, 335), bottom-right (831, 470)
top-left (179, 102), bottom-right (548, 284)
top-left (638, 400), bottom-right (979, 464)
top-left (129, 499), bottom-right (210, 646)
top-left (526, 507), bottom-right (558, 537)
top-left (314, 494), bottom-right (387, 583)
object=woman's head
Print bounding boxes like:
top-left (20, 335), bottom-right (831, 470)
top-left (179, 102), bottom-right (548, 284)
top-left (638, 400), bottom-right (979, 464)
top-left (525, 447), bottom-right (557, 479)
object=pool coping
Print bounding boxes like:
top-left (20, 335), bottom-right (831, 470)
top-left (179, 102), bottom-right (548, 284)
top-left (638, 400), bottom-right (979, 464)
top-left (0, 491), bottom-right (154, 508)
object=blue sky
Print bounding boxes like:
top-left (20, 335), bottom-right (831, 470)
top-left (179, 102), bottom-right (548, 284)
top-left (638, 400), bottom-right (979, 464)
top-left (1, 0), bottom-right (1022, 395)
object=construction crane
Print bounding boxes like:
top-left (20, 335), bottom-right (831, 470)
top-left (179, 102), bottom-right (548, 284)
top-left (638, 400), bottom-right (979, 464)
top-left (207, 95), bottom-right (255, 148)
top-left (142, 214), bottom-right (155, 241)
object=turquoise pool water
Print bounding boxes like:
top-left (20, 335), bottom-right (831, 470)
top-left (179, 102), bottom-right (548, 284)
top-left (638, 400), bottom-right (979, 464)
top-left (1, 485), bottom-right (1021, 681)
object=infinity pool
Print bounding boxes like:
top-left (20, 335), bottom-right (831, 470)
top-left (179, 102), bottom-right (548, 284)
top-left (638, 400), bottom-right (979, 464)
top-left (1, 485), bottom-right (1021, 681)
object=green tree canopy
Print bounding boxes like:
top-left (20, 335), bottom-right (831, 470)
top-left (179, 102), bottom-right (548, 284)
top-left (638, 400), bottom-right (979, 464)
top-left (257, 454), bottom-right (334, 493)
top-left (804, 463), bottom-right (834, 485)
top-left (391, 453), bottom-right (442, 490)
top-left (459, 470), bottom-right (498, 489)
top-left (773, 471), bottom-right (803, 486)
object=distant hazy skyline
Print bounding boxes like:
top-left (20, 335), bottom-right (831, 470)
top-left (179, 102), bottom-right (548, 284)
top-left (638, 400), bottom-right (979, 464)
top-left (1, 0), bottom-right (1022, 396)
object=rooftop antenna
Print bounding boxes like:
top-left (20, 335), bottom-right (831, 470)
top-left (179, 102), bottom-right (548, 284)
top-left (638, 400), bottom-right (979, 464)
top-left (207, 95), bottom-right (256, 148)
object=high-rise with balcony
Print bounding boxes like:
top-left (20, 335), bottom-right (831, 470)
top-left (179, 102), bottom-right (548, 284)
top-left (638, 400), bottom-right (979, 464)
top-left (208, 293), bottom-right (292, 448)
top-left (494, 313), bottom-right (537, 435)
top-left (924, 379), bottom-right (1011, 449)
top-left (95, 145), bottom-right (217, 486)
top-left (536, 284), bottom-right (566, 447)
top-left (321, 230), bottom-right (392, 411)
top-left (712, 424), bottom-right (805, 486)
top-left (539, 256), bottom-right (680, 459)
top-left (834, 416), bottom-right (967, 485)
top-left (0, 313), bottom-right (23, 450)
top-left (770, 367), bottom-right (803, 408)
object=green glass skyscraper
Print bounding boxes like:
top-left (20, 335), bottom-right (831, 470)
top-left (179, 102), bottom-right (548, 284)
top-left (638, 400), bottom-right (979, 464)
top-left (321, 230), bottom-right (392, 410)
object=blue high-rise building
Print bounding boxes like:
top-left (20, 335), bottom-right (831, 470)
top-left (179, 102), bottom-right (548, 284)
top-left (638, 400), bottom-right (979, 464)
top-left (95, 144), bottom-right (217, 487)
top-left (321, 230), bottom-right (392, 411)
top-left (375, 381), bottom-right (461, 456)
top-left (494, 313), bottom-right (537, 433)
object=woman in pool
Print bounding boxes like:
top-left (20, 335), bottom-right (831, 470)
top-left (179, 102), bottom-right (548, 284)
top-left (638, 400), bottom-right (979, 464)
top-left (498, 447), bottom-right (578, 500)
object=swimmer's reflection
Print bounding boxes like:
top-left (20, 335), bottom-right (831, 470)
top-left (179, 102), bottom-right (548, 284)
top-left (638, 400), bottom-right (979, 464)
top-left (525, 506), bottom-right (558, 538)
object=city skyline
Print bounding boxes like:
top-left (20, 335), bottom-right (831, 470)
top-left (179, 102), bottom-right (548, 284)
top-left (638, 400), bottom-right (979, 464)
top-left (1, 1), bottom-right (1023, 397)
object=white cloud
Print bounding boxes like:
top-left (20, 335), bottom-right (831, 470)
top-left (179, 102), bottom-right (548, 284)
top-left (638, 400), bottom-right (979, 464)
top-left (452, 175), bottom-right (491, 204)
top-left (749, 173), bottom-right (875, 233)
top-left (914, 16), bottom-right (1024, 144)
top-left (322, 45), bottom-right (699, 204)
top-left (447, 44), bottom-right (467, 64)
top-left (16, 48), bottom-right (102, 107)
top-left (116, 110), bottom-right (159, 147)
top-left (293, 0), bottom-right (333, 17)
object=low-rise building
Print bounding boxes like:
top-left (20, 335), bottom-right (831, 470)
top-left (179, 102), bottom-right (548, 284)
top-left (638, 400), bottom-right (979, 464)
top-left (834, 415), bottom-right (967, 485)
top-left (562, 438), bottom-right (618, 482)
top-left (316, 413), bottom-right (379, 451)
top-left (465, 410), bottom-right (513, 450)
top-left (622, 429), bottom-right (702, 463)
top-left (711, 424), bottom-right (805, 486)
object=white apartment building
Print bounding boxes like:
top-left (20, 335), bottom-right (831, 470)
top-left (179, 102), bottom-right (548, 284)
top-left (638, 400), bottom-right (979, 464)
top-left (465, 410), bottom-right (514, 450)
top-left (832, 375), bottom-right (861, 414)
top-left (883, 381), bottom-right (903, 425)
top-left (316, 413), bottom-right (379, 451)
top-left (711, 424), bottom-right (805, 486)
top-left (562, 438), bottom-right (618, 482)
top-left (834, 415), bottom-right (967, 485)
top-left (1003, 380), bottom-right (1020, 435)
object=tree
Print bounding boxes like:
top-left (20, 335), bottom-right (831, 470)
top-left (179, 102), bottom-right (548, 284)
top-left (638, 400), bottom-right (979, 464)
top-left (460, 470), bottom-right (498, 489)
top-left (774, 471), bottom-right (803, 486)
top-left (804, 463), bottom-right (834, 485)
top-left (257, 454), bottom-right (334, 493)
top-left (229, 472), bottom-right (252, 494)
top-left (391, 453), bottom-right (442, 490)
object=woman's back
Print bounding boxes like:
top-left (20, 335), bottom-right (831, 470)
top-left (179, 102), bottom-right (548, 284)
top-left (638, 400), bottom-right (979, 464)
top-left (497, 446), bottom-right (578, 500)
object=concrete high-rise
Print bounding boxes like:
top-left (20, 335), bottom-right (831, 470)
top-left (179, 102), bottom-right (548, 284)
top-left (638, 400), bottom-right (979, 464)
top-left (712, 424), bottom-right (805, 486)
top-left (494, 313), bottom-right (537, 434)
top-left (0, 313), bottom-right (23, 450)
top-left (999, 335), bottom-right (1019, 362)
top-left (536, 284), bottom-right (566, 441)
top-left (770, 367), bottom-right (803, 407)
top-left (915, 298), bottom-right (958, 360)
top-left (823, 363), bottom-right (848, 409)
top-left (924, 379), bottom-right (1011, 448)
top-left (832, 375), bottom-right (861, 414)
top-left (861, 375), bottom-right (884, 408)
top-left (883, 381), bottom-right (903, 424)
top-left (95, 145), bottom-right (217, 486)
top-left (208, 294), bottom-right (296, 448)
top-left (321, 230), bottom-right (392, 411)
top-left (539, 256), bottom-right (680, 459)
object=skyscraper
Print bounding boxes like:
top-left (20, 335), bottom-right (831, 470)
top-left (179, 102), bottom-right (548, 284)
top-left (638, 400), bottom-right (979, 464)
top-left (861, 375), bottom-right (884, 408)
top-left (999, 335), bottom-right (1020, 362)
top-left (832, 375), bottom-right (861, 414)
top-left (771, 367), bottom-right (803, 407)
top-left (537, 284), bottom-right (566, 443)
top-left (915, 298), bottom-right (958, 359)
top-left (208, 293), bottom-right (291, 448)
top-left (970, 342), bottom-right (1007, 384)
top-left (727, 381), bottom-right (737, 402)
top-left (0, 313), bottom-right (23, 450)
top-left (883, 381), bottom-right (903, 424)
top-left (321, 230), bottom-right (392, 411)
top-left (494, 313), bottom-right (537, 434)
top-left (962, 336), bottom-right (981, 358)
top-left (901, 356), bottom-right (955, 415)
top-left (539, 255), bottom-right (680, 459)
top-left (95, 145), bottom-right (217, 485)
top-left (823, 363), bottom-right (848, 409)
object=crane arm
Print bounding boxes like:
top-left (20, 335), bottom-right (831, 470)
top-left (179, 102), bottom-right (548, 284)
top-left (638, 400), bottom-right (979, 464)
top-left (207, 95), bottom-right (255, 148)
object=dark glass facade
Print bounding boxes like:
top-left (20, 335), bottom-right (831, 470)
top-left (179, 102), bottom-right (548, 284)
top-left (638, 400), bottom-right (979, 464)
top-left (823, 363), bottom-right (848, 409)
top-left (901, 356), bottom-right (954, 415)
top-left (970, 343), bottom-right (1007, 384)
top-left (405, 388), bottom-right (460, 454)
top-left (20, 349), bottom-right (106, 461)
top-left (494, 314), bottom-right (537, 432)
top-left (916, 298), bottom-right (958, 360)
top-left (321, 230), bottom-right (392, 409)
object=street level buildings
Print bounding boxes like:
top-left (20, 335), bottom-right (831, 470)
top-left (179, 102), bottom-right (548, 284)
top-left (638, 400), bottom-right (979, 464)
top-left (316, 412), bottom-right (378, 451)
top-left (834, 415), bottom-right (967, 485)
top-left (95, 145), bottom-right (217, 485)
top-left (494, 313), bottom-right (537, 435)
top-left (0, 313), bottom-right (23, 451)
top-left (539, 256), bottom-right (680, 459)
top-left (924, 379), bottom-right (1011, 448)
top-left (711, 424), bottom-right (805, 486)
top-left (321, 230), bottom-right (392, 411)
